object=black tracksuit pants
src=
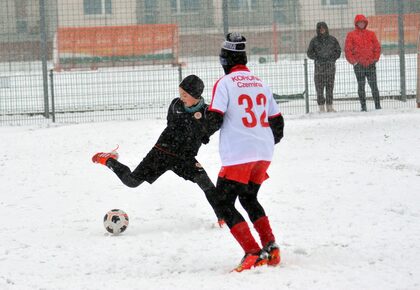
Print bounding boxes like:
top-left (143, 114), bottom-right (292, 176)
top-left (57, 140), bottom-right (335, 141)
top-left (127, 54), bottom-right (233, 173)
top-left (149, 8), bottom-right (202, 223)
top-left (106, 146), bottom-right (222, 219)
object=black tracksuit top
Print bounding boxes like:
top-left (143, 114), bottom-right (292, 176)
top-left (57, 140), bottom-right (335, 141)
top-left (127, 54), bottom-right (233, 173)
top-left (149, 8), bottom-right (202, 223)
top-left (155, 98), bottom-right (208, 159)
top-left (307, 22), bottom-right (341, 64)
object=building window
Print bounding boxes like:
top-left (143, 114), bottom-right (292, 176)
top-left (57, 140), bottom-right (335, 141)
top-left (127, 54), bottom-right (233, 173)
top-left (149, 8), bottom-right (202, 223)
top-left (273, 0), bottom-right (286, 5)
top-left (144, 0), bottom-right (157, 23)
top-left (273, 0), bottom-right (297, 25)
top-left (321, 0), bottom-right (348, 6)
top-left (170, 0), bottom-right (200, 13)
top-left (230, 0), bottom-right (257, 12)
top-left (274, 10), bottom-right (288, 24)
top-left (15, 0), bottom-right (28, 33)
top-left (84, 0), bottom-right (112, 15)
top-left (16, 20), bottom-right (28, 33)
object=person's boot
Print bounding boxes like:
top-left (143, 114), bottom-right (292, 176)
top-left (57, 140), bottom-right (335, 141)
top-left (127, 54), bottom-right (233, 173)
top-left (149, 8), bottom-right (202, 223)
top-left (262, 241), bottom-right (281, 266)
top-left (319, 105), bottom-right (326, 112)
top-left (374, 100), bottom-right (381, 110)
top-left (326, 104), bottom-right (336, 112)
top-left (253, 216), bottom-right (280, 266)
top-left (361, 104), bottom-right (367, 112)
top-left (92, 145), bottom-right (119, 165)
top-left (230, 221), bottom-right (265, 272)
top-left (232, 250), bottom-right (268, 272)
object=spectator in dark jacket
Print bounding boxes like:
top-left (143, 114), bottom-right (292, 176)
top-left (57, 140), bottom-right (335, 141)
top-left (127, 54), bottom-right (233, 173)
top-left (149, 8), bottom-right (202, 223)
top-left (345, 14), bottom-right (381, 111)
top-left (307, 22), bottom-right (341, 112)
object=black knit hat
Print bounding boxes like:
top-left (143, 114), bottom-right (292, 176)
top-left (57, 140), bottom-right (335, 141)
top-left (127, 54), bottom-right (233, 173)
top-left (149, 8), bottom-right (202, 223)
top-left (220, 32), bottom-right (247, 74)
top-left (179, 75), bottom-right (204, 99)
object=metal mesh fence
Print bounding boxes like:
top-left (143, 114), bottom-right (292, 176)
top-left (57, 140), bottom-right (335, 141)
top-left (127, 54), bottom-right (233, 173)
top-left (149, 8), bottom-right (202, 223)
top-left (0, 0), bottom-right (419, 125)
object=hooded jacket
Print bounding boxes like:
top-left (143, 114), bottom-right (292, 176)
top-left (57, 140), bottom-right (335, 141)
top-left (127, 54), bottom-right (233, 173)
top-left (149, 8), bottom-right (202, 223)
top-left (345, 14), bottom-right (381, 67)
top-left (307, 22), bottom-right (341, 64)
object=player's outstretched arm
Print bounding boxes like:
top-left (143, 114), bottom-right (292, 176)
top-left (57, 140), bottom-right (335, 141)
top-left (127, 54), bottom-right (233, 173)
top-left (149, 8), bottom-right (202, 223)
top-left (205, 110), bottom-right (224, 138)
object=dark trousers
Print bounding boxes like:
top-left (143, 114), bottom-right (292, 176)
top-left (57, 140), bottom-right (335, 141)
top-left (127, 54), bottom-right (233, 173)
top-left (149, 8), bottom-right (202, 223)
top-left (314, 62), bottom-right (336, 105)
top-left (353, 63), bottom-right (381, 108)
top-left (214, 177), bottom-right (266, 229)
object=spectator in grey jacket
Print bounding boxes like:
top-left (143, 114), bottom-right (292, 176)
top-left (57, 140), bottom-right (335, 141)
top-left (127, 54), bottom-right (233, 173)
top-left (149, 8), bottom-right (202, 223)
top-left (307, 22), bottom-right (341, 112)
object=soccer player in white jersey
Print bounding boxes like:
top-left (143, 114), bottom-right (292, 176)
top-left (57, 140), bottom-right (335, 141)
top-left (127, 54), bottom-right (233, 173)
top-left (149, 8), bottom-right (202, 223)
top-left (206, 32), bottom-right (285, 272)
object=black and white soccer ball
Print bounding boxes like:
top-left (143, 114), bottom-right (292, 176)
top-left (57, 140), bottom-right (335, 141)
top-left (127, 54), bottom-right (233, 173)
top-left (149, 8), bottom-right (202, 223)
top-left (103, 209), bottom-right (129, 235)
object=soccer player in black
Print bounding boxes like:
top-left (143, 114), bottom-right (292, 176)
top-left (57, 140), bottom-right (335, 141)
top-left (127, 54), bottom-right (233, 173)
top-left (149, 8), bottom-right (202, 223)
top-left (92, 75), bottom-right (223, 224)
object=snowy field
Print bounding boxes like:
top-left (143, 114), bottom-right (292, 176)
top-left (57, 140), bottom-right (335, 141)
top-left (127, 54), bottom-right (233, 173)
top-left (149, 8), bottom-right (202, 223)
top-left (1, 108), bottom-right (420, 289)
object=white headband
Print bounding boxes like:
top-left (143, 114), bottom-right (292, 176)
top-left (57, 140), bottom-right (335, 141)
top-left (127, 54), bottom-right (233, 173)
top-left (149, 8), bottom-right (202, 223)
top-left (222, 40), bottom-right (246, 52)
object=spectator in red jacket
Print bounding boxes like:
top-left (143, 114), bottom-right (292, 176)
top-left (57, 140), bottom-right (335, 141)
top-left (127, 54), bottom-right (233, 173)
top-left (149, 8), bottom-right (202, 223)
top-left (345, 14), bottom-right (381, 111)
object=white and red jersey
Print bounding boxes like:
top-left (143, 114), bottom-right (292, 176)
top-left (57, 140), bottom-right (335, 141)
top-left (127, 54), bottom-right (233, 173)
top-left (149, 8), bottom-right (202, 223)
top-left (209, 65), bottom-right (282, 166)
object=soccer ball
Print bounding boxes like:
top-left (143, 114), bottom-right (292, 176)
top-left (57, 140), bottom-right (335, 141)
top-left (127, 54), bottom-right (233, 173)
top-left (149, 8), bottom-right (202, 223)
top-left (103, 209), bottom-right (129, 235)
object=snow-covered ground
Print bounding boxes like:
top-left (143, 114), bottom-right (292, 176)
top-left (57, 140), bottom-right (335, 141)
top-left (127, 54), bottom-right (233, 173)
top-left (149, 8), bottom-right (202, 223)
top-left (1, 108), bottom-right (420, 290)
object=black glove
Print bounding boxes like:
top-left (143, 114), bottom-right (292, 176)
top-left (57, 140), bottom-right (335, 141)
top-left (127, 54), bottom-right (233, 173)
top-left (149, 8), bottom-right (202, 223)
top-left (269, 114), bottom-right (284, 144)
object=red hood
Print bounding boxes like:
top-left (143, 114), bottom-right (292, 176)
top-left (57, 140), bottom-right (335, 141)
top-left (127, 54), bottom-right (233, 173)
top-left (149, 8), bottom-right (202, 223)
top-left (354, 14), bottom-right (368, 29)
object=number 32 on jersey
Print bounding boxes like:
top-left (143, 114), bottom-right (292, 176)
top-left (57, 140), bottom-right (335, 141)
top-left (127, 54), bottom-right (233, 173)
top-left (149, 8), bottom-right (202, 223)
top-left (238, 93), bottom-right (269, 128)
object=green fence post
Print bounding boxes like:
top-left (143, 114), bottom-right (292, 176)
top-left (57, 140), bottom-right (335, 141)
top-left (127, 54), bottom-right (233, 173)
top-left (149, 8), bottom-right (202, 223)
top-left (304, 58), bottom-right (309, 114)
top-left (398, 0), bottom-right (407, 101)
top-left (39, 0), bottom-right (49, 118)
top-left (49, 69), bottom-right (55, 123)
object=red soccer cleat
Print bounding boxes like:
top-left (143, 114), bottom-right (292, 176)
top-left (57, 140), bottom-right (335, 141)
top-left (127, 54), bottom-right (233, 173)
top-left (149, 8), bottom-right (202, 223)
top-left (263, 241), bottom-right (281, 266)
top-left (232, 251), bottom-right (268, 273)
top-left (92, 145), bottom-right (119, 165)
